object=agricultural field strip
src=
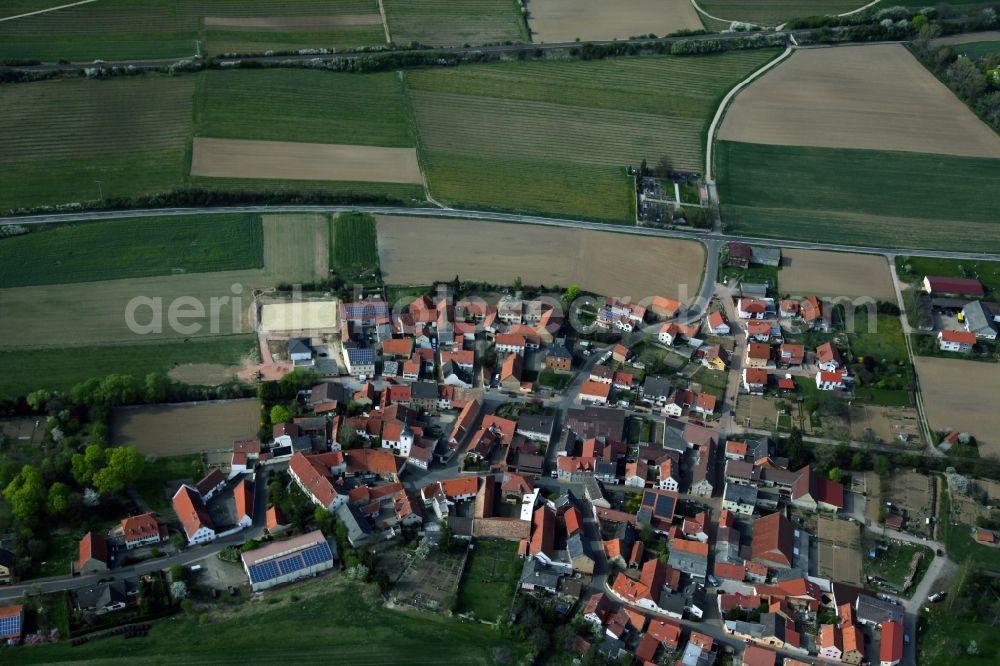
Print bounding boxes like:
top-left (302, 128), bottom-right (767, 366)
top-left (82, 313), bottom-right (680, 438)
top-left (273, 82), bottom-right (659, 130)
top-left (526, 0), bottom-right (703, 43)
top-left (0, 0), bottom-right (96, 22)
top-left (382, 0), bottom-right (527, 46)
top-left (695, 0), bottom-right (869, 26)
top-left (913, 356), bottom-right (1000, 452)
top-left (930, 30), bottom-right (1000, 46)
top-left (0, 215), bottom-right (326, 348)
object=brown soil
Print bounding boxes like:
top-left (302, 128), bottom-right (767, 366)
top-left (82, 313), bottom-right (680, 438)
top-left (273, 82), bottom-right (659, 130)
top-left (110, 399), bottom-right (260, 456)
top-left (168, 363), bottom-right (238, 385)
top-left (204, 15), bottom-right (382, 29)
top-left (719, 44), bottom-right (1000, 158)
top-left (914, 356), bottom-right (1000, 454)
top-left (190, 137), bottom-right (423, 184)
top-left (779, 249), bottom-right (894, 299)
top-left (527, 0), bottom-right (703, 42)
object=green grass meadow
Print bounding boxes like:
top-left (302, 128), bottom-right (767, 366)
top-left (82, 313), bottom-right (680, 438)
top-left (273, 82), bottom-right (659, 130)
top-left (0, 335), bottom-right (256, 399)
top-left (384, 0), bottom-right (528, 47)
top-left (456, 539), bottom-right (520, 620)
top-left (716, 141), bottom-right (1000, 252)
top-left (946, 40), bottom-right (1000, 58)
top-left (9, 580), bottom-right (519, 664)
top-left (0, 215), bottom-right (263, 288)
top-left (331, 213), bottom-right (380, 274)
top-left (895, 256), bottom-right (1000, 298)
top-left (408, 51), bottom-right (779, 221)
top-left (135, 453), bottom-right (205, 514)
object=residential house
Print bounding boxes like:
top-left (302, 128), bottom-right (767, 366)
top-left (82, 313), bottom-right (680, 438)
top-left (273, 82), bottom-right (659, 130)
top-left (694, 393), bottom-right (717, 417)
top-left (963, 300), bottom-right (998, 339)
top-left (779, 344), bottom-right (804, 367)
top-left (800, 296), bottom-right (829, 332)
top-left (637, 487), bottom-right (678, 532)
top-left (669, 537), bottom-right (709, 579)
top-left (746, 319), bottom-right (772, 342)
top-left (495, 333), bottom-right (527, 354)
top-left (545, 339), bottom-right (573, 371)
top-left (382, 337), bottom-right (414, 359)
top-left (880, 620), bottom-right (903, 666)
top-left (682, 631), bottom-right (717, 666)
top-left (500, 353), bottom-right (523, 391)
top-left (855, 594), bottom-right (903, 628)
top-left (580, 381), bottom-right (611, 405)
top-left (816, 342), bottom-right (843, 371)
top-left (690, 440), bottom-right (716, 497)
top-left (341, 346), bottom-right (376, 378)
top-left (751, 512), bottom-right (793, 568)
top-left (651, 296), bottom-right (682, 318)
top-left (288, 338), bottom-right (314, 366)
top-left (642, 376), bottom-right (673, 404)
top-left (779, 300), bottom-right (800, 319)
top-left (172, 485), bottom-right (216, 545)
top-left (752, 247), bottom-right (781, 267)
top-left (707, 310), bottom-right (730, 335)
top-left (738, 298), bottom-right (768, 320)
top-left (195, 469), bottom-right (227, 502)
top-left (703, 345), bottom-right (730, 370)
top-left (75, 578), bottom-right (138, 614)
top-left (611, 343), bottom-right (630, 363)
top-left (584, 592), bottom-right (613, 626)
top-left (938, 329), bottom-right (977, 352)
top-left (745, 343), bottom-right (771, 369)
top-left (743, 368), bottom-right (768, 394)
top-left (120, 513), bottom-right (164, 550)
top-left (819, 624), bottom-right (843, 661)
top-left (289, 451), bottom-right (347, 512)
top-left (597, 298), bottom-right (646, 332)
top-left (742, 645), bottom-right (777, 666)
top-left (590, 364), bottom-right (615, 384)
top-left (611, 558), bottom-right (671, 613)
top-left (77, 532), bottom-right (108, 574)
top-left (723, 483), bottom-right (758, 516)
top-left (728, 242), bottom-right (752, 268)
top-left (791, 465), bottom-right (845, 511)
top-left (613, 371), bottom-right (635, 391)
top-left (816, 370), bottom-right (846, 391)
top-left (517, 414), bottom-right (555, 443)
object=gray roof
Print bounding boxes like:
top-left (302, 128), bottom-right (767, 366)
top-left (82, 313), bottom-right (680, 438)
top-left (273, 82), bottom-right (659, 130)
top-left (410, 381), bottom-right (439, 400)
top-left (740, 282), bottom-right (769, 298)
top-left (288, 338), bottom-right (312, 356)
top-left (963, 300), bottom-right (997, 336)
top-left (723, 483), bottom-right (758, 506)
top-left (335, 503), bottom-right (372, 544)
top-left (751, 247), bottom-right (782, 264)
top-left (520, 557), bottom-right (562, 591)
top-left (668, 549), bottom-right (707, 578)
top-left (567, 533), bottom-right (591, 561)
top-left (564, 406), bottom-right (626, 441)
top-left (547, 339), bottom-right (573, 359)
top-left (855, 594), bottom-right (903, 625)
top-left (642, 376), bottom-right (673, 398)
top-left (517, 413), bottom-right (555, 435)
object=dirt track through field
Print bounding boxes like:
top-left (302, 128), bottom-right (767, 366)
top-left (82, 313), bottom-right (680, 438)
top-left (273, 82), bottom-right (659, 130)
top-left (376, 215), bottom-right (705, 300)
top-left (718, 44), bottom-right (1000, 158)
top-left (527, 0), bottom-right (703, 42)
top-left (0, 215), bottom-right (327, 348)
top-left (931, 30), bottom-right (1000, 46)
top-left (778, 249), bottom-right (894, 299)
top-left (111, 399), bottom-right (259, 456)
top-left (204, 15), bottom-right (383, 29)
top-left (190, 137), bottom-right (423, 184)
top-left (914, 356), bottom-right (1000, 454)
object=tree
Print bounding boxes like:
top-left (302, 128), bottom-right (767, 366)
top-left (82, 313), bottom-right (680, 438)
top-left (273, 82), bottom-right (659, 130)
top-left (945, 57), bottom-right (988, 100)
top-left (270, 404), bottom-right (292, 425)
top-left (874, 454), bottom-right (890, 476)
top-left (26, 390), bottom-right (53, 413)
top-left (170, 581), bottom-right (188, 600)
top-left (144, 372), bottom-right (171, 403)
top-left (314, 507), bottom-right (335, 535)
top-left (563, 285), bottom-right (581, 303)
top-left (655, 156), bottom-right (673, 178)
top-left (46, 482), bottom-right (70, 517)
top-left (3, 465), bottom-right (45, 523)
top-left (93, 446), bottom-right (144, 494)
top-left (242, 539), bottom-right (259, 551)
top-left (828, 467), bottom-right (843, 483)
top-left (170, 564), bottom-right (184, 582)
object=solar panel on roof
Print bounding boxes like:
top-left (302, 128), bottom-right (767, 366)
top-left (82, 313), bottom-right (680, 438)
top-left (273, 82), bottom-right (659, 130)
top-left (302, 542), bottom-right (333, 566)
top-left (654, 494), bottom-right (674, 517)
top-left (642, 490), bottom-right (654, 506)
top-left (278, 554), bottom-right (306, 576)
top-left (0, 613), bottom-right (20, 637)
top-left (248, 561), bottom-right (279, 583)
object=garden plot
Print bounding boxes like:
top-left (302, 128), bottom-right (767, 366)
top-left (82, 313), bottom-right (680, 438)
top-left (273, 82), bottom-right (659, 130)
top-left (376, 215), bottom-right (705, 300)
top-left (718, 44), bottom-right (1000, 158)
top-left (190, 138), bottom-right (423, 184)
top-left (526, 0), bottom-right (702, 42)
top-left (914, 356), bottom-right (1000, 454)
top-left (848, 404), bottom-right (923, 446)
top-left (817, 515), bottom-right (863, 585)
top-left (778, 249), bottom-right (894, 300)
top-left (886, 471), bottom-right (936, 538)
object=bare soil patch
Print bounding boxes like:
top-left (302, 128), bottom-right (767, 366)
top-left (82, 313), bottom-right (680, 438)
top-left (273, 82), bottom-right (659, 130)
top-left (779, 249), bottom-right (894, 299)
top-left (376, 215), bottom-right (705, 301)
top-left (914, 356), bottom-right (1000, 454)
top-left (817, 515), bottom-right (862, 585)
top-left (111, 399), bottom-right (260, 456)
top-left (885, 470), bottom-right (935, 537)
top-left (0, 417), bottom-right (44, 445)
top-left (848, 404), bottom-right (923, 446)
top-left (719, 44), bottom-right (1000, 158)
top-left (931, 30), bottom-right (1000, 47)
top-left (527, 0), bottom-right (702, 42)
top-left (204, 15), bottom-right (382, 29)
top-left (168, 363), bottom-right (238, 386)
top-left (190, 137), bottom-right (423, 184)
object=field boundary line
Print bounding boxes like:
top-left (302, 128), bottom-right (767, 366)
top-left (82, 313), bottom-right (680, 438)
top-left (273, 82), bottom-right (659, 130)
top-left (705, 44), bottom-right (793, 182)
top-left (688, 0), bottom-right (734, 27)
top-left (0, 0), bottom-right (97, 23)
top-left (377, 0), bottom-right (391, 43)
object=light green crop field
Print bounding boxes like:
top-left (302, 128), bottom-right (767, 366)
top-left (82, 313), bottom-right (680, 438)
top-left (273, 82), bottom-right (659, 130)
top-left (0, 215), bottom-right (263, 288)
top-left (947, 40), bottom-right (1000, 57)
top-left (332, 212), bottom-right (380, 273)
top-left (384, 0), bottom-right (528, 47)
top-left (195, 69), bottom-right (415, 147)
top-left (0, 335), bottom-right (256, 399)
top-left (0, 75), bottom-right (193, 212)
top-left (9, 580), bottom-right (521, 664)
top-left (0, 0), bottom-right (385, 61)
top-left (696, 0), bottom-right (868, 25)
top-left (407, 51), bottom-right (779, 221)
top-left (716, 141), bottom-right (1000, 252)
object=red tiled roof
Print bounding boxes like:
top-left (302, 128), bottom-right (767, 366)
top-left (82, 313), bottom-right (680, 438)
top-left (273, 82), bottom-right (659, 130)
top-left (382, 338), bottom-right (414, 356)
top-left (172, 485), bottom-right (214, 540)
top-left (747, 342), bottom-right (771, 361)
top-left (564, 507), bottom-right (582, 535)
top-left (752, 512), bottom-right (793, 567)
top-left (580, 380), bottom-right (611, 399)
top-left (652, 296), bottom-right (681, 316)
top-left (121, 513), bottom-right (160, 543)
top-left (708, 310), bottom-right (726, 329)
top-left (715, 562), bottom-right (746, 581)
top-left (346, 449), bottom-right (401, 476)
top-left (501, 352), bottom-right (522, 381)
top-left (695, 393), bottom-right (716, 412)
top-left (530, 506), bottom-right (555, 557)
top-left (924, 276), bottom-right (984, 296)
top-left (816, 341), bottom-right (839, 364)
top-left (670, 537), bottom-right (708, 558)
top-left (742, 645), bottom-right (777, 666)
top-left (880, 620), bottom-right (903, 663)
top-left (647, 618), bottom-right (682, 648)
top-left (744, 368), bottom-right (768, 384)
top-left (940, 329), bottom-right (977, 344)
top-left (78, 531), bottom-right (107, 569)
top-left (235, 479), bottom-right (254, 520)
top-left (195, 468), bottom-right (226, 497)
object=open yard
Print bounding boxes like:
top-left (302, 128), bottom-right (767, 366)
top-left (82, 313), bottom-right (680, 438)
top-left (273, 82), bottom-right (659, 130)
top-left (778, 249), bottom-right (894, 300)
top-left (885, 470), bottom-right (936, 538)
top-left (817, 515), bottom-right (862, 585)
top-left (190, 138), bottom-right (423, 184)
top-left (407, 51), bottom-right (779, 221)
top-left (111, 399), bottom-right (259, 456)
top-left (0, 335), bottom-right (256, 400)
top-left (526, 0), bottom-right (702, 42)
top-left (135, 453), bottom-right (205, 514)
top-left (863, 537), bottom-right (933, 594)
top-left (0, 214), bottom-right (327, 349)
top-left (895, 256), bottom-right (1000, 299)
top-left (0, 0), bottom-right (386, 61)
top-left (914, 356), bottom-right (1000, 455)
top-left (457, 539), bottom-right (520, 620)
top-left (0, 75), bottom-right (193, 212)
top-left (717, 141), bottom-right (1000, 253)
top-left (384, 0), bottom-right (527, 46)
top-left (11, 578), bottom-right (520, 664)
top-left (376, 215), bottom-right (705, 301)
top-left (0, 215), bottom-right (262, 288)
top-left (718, 45), bottom-right (1000, 158)
top-left (848, 404), bottom-right (923, 446)
top-left (696, 0), bottom-right (868, 26)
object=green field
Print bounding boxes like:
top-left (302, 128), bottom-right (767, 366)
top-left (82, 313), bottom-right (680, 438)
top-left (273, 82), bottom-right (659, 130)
top-left (941, 488), bottom-right (1000, 570)
top-left (136, 453), bottom-right (205, 514)
top-left (946, 40), bottom-right (1000, 58)
top-left (0, 215), bottom-right (262, 288)
top-left (332, 212), bottom-right (380, 274)
top-left (0, 335), bottom-right (256, 399)
top-left (848, 313), bottom-right (909, 364)
top-left (0, 75), bottom-right (193, 212)
top-left (384, 0), bottom-right (528, 47)
top-left (9, 579), bottom-right (519, 664)
top-left (0, 0), bottom-right (385, 61)
top-left (896, 256), bottom-right (1000, 298)
top-left (408, 51), bottom-right (779, 221)
top-left (456, 539), bottom-right (520, 620)
top-left (717, 141), bottom-right (1000, 252)
top-left (696, 0), bottom-right (871, 25)
top-left (918, 565), bottom-right (1000, 666)
top-left (194, 69), bottom-right (415, 147)
top-left (863, 539), bottom-right (933, 591)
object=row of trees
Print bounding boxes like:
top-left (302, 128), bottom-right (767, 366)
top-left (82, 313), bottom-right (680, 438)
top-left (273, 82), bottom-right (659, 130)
top-left (914, 22), bottom-right (1000, 128)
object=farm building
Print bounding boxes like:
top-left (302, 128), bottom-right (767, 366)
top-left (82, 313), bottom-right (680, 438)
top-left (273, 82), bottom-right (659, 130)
top-left (259, 300), bottom-right (338, 336)
top-left (922, 276), bottom-right (985, 298)
top-left (962, 301), bottom-right (998, 339)
top-left (242, 530), bottom-right (335, 592)
top-left (0, 604), bottom-right (24, 641)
